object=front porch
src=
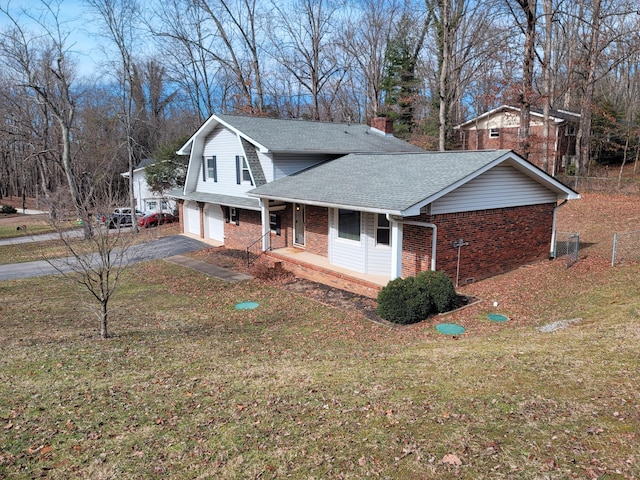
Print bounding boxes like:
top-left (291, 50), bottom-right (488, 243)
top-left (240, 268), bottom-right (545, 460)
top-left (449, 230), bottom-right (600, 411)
top-left (264, 247), bottom-right (390, 299)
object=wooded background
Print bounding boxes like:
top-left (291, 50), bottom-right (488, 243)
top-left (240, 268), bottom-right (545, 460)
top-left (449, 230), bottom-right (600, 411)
top-left (1, 0), bottom-right (639, 213)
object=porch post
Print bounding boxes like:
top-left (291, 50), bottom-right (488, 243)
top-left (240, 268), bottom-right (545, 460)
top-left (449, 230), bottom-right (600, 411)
top-left (260, 199), bottom-right (270, 252)
top-left (390, 219), bottom-right (403, 280)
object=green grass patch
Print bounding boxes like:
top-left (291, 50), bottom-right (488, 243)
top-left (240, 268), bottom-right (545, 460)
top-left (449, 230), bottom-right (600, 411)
top-left (0, 223), bottom-right (57, 240)
top-left (1, 261), bottom-right (639, 479)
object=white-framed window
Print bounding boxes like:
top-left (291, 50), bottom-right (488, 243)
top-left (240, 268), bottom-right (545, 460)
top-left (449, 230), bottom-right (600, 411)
top-left (338, 209), bottom-right (361, 242)
top-left (236, 156), bottom-right (252, 185)
top-left (489, 128), bottom-right (500, 138)
top-left (565, 125), bottom-right (576, 136)
top-left (206, 156), bottom-right (217, 181)
top-left (146, 200), bottom-right (157, 211)
top-left (375, 214), bottom-right (390, 246)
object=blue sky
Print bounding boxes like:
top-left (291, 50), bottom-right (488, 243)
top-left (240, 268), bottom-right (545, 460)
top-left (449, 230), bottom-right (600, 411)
top-left (0, 0), bottom-right (111, 77)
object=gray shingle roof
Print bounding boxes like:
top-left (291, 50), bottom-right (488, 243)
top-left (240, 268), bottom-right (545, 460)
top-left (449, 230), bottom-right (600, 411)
top-left (216, 114), bottom-right (425, 154)
top-left (168, 190), bottom-right (261, 210)
top-left (249, 150), bottom-right (535, 214)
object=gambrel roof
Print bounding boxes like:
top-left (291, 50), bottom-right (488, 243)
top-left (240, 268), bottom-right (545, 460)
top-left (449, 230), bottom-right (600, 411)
top-left (177, 114), bottom-right (425, 155)
top-left (249, 150), bottom-right (580, 216)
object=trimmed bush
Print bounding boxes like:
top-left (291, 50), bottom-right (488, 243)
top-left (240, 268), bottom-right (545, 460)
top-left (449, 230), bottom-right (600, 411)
top-left (377, 271), bottom-right (457, 324)
top-left (1, 205), bottom-right (17, 214)
top-left (416, 270), bottom-right (457, 313)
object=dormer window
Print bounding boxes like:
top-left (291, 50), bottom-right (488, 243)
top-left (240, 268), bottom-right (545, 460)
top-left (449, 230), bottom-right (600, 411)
top-left (489, 128), bottom-right (500, 138)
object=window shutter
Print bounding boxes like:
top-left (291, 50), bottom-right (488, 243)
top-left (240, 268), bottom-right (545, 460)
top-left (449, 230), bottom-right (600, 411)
top-left (235, 156), bottom-right (241, 184)
top-left (202, 156), bottom-right (206, 182)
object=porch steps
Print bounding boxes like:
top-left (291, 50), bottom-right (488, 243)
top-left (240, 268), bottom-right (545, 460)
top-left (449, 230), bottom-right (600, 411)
top-left (264, 250), bottom-right (385, 299)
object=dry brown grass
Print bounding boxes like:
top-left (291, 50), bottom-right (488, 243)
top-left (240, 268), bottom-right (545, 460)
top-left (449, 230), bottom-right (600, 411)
top-left (0, 193), bottom-right (639, 479)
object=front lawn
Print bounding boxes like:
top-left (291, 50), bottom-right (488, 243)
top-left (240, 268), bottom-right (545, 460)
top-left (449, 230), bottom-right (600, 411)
top-left (1, 192), bottom-right (639, 478)
top-left (1, 257), bottom-right (638, 479)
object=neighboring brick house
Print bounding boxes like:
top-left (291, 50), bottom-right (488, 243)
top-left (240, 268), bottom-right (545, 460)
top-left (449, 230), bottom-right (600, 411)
top-left (172, 114), bottom-right (579, 292)
top-left (454, 105), bottom-right (580, 175)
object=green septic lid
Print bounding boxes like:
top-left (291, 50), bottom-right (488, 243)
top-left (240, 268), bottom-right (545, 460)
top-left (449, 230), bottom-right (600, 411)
top-left (487, 313), bottom-right (509, 322)
top-left (435, 323), bottom-right (466, 335)
top-left (235, 301), bottom-right (259, 310)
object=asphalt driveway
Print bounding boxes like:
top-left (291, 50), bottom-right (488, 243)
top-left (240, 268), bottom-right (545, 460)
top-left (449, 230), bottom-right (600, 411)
top-left (0, 235), bottom-right (210, 281)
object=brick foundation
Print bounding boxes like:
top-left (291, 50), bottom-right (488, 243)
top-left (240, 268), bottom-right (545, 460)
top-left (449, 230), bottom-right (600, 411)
top-left (263, 251), bottom-right (382, 299)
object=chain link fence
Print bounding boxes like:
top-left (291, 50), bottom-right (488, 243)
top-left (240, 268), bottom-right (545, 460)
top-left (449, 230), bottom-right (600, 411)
top-left (553, 231), bottom-right (580, 267)
top-left (612, 230), bottom-right (640, 266)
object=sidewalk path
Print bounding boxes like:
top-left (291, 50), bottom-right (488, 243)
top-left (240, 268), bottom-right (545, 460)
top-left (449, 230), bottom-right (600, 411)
top-left (166, 255), bottom-right (252, 282)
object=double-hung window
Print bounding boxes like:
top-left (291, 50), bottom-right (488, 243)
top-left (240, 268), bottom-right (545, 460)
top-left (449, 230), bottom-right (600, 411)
top-left (375, 214), bottom-right (390, 246)
top-left (236, 156), bottom-right (253, 185)
top-left (202, 156), bottom-right (217, 182)
top-left (207, 156), bottom-right (217, 181)
top-left (489, 128), bottom-right (500, 138)
top-left (338, 209), bottom-right (361, 242)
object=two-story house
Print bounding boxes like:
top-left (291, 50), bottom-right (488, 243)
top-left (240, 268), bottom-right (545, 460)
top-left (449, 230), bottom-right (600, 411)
top-left (173, 114), bottom-right (579, 294)
top-left (454, 105), bottom-right (580, 175)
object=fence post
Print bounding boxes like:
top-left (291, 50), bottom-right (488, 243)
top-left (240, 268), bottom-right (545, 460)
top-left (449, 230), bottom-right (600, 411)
top-left (612, 233), bottom-right (617, 267)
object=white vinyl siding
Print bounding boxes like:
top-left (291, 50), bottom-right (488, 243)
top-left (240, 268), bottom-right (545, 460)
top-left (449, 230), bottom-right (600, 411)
top-left (194, 127), bottom-right (266, 197)
top-left (204, 204), bottom-right (224, 242)
top-left (329, 209), bottom-right (365, 273)
top-left (328, 210), bottom-right (391, 275)
top-left (364, 212), bottom-right (392, 275)
top-left (273, 154), bottom-right (334, 179)
top-left (184, 201), bottom-right (200, 236)
top-left (431, 164), bottom-right (557, 214)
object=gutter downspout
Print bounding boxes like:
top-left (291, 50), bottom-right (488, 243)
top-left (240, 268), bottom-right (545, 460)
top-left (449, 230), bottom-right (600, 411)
top-left (388, 215), bottom-right (437, 279)
top-left (550, 200), bottom-right (568, 258)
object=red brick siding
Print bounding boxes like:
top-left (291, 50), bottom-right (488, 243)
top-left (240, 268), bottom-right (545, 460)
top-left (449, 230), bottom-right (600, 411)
top-left (461, 124), bottom-right (574, 173)
top-left (304, 206), bottom-right (329, 256)
top-left (267, 204), bottom-right (329, 256)
top-left (402, 203), bottom-right (556, 283)
top-left (177, 199), bottom-right (185, 233)
top-left (223, 209), bottom-right (263, 250)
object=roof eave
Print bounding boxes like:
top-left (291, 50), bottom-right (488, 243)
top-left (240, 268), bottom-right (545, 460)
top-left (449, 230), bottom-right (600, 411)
top-left (248, 192), bottom-right (403, 216)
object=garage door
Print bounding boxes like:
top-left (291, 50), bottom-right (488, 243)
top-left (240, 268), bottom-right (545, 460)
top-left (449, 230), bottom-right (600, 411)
top-left (184, 201), bottom-right (200, 236)
top-left (205, 204), bottom-right (224, 242)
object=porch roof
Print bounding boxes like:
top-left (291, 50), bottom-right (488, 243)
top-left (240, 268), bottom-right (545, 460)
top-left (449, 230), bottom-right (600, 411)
top-left (168, 190), bottom-right (261, 211)
top-left (249, 150), bottom-right (579, 216)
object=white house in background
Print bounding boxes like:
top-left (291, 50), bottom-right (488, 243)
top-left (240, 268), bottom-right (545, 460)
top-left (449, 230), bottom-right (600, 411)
top-left (121, 159), bottom-right (176, 213)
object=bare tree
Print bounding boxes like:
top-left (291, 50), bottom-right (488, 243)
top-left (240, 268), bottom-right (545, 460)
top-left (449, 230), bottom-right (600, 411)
top-left (339, 0), bottom-right (402, 120)
top-left (505, 0), bottom-right (538, 159)
top-left (0, 0), bottom-right (95, 238)
top-left (47, 193), bottom-right (137, 339)
top-left (87, 0), bottom-right (146, 230)
top-left (269, 0), bottom-right (345, 120)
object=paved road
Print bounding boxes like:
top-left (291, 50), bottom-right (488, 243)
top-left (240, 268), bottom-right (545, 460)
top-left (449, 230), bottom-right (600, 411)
top-left (0, 228), bottom-right (85, 246)
top-left (0, 235), bottom-right (210, 281)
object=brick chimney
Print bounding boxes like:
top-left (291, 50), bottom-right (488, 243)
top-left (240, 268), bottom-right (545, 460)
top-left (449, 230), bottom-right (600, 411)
top-left (371, 117), bottom-right (394, 136)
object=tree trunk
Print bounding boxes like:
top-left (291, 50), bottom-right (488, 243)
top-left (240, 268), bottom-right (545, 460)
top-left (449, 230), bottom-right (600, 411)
top-left (541, 0), bottom-right (553, 174)
top-left (575, 0), bottom-right (601, 177)
top-left (100, 299), bottom-right (109, 339)
top-left (518, 0), bottom-right (537, 160)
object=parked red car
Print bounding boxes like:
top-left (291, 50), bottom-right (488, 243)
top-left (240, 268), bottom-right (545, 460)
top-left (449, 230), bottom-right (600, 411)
top-left (138, 212), bottom-right (177, 228)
